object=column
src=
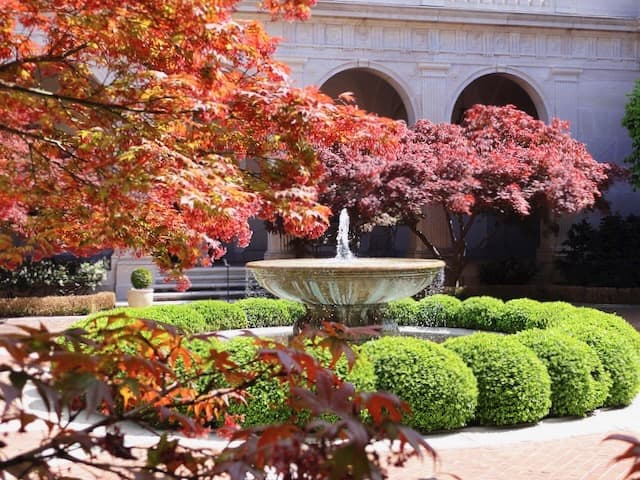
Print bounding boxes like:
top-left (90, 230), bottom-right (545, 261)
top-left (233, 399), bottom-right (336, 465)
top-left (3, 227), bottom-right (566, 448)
top-left (417, 63), bottom-right (451, 122)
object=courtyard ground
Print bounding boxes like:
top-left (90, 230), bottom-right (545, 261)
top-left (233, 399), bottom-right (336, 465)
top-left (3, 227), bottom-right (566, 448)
top-left (1, 304), bottom-right (640, 480)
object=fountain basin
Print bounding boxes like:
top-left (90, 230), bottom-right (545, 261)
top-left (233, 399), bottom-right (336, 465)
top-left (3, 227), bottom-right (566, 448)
top-left (246, 257), bottom-right (445, 329)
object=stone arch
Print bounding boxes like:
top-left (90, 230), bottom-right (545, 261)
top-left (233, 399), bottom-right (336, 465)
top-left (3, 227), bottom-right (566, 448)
top-left (316, 62), bottom-right (417, 124)
top-left (449, 68), bottom-right (549, 272)
top-left (449, 68), bottom-right (549, 124)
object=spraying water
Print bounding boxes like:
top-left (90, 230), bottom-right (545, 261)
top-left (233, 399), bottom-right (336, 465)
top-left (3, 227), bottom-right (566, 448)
top-left (335, 208), bottom-right (355, 260)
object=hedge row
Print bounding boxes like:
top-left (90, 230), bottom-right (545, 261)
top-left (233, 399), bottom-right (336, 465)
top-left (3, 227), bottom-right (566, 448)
top-left (79, 298), bottom-right (306, 333)
top-left (384, 295), bottom-right (640, 414)
top-left (0, 291), bottom-right (116, 317)
top-left (74, 296), bottom-right (640, 432)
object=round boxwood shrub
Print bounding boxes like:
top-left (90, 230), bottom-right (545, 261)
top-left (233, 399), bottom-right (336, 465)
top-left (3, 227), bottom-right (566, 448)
top-left (415, 294), bottom-right (462, 327)
top-left (552, 320), bottom-right (640, 407)
top-left (384, 298), bottom-right (417, 326)
top-left (361, 336), bottom-right (477, 432)
top-left (189, 300), bottom-right (247, 330)
top-left (529, 301), bottom-right (577, 329)
top-left (217, 336), bottom-right (376, 427)
top-left (130, 267), bottom-right (152, 289)
top-left (455, 296), bottom-right (504, 330)
top-left (566, 308), bottom-right (640, 356)
top-left (495, 298), bottom-right (545, 333)
top-left (234, 298), bottom-right (292, 328)
top-left (514, 329), bottom-right (611, 416)
top-left (443, 333), bottom-right (551, 426)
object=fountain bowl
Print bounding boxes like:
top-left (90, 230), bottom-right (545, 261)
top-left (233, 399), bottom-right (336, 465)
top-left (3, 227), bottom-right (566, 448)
top-left (246, 257), bottom-right (445, 329)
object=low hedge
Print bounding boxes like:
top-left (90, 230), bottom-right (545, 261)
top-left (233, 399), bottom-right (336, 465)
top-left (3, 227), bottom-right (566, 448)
top-left (190, 300), bottom-right (248, 330)
top-left (361, 336), bottom-right (477, 432)
top-left (234, 298), bottom-right (294, 328)
top-left (443, 333), bottom-right (551, 426)
top-left (514, 329), bottom-right (611, 416)
top-left (415, 294), bottom-right (462, 327)
top-left (455, 296), bottom-right (504, 330)
top-left (0, 291), bottom-right (116, 317)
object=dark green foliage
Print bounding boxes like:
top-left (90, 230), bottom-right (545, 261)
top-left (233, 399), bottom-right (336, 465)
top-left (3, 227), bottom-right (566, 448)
top-left (234, 298), bottom-right (293, 328)
top-left (414, 294), bottom-right (462, 327)
top-left (455, 296), bottom-right (504, 330)
top-left (557, 215), bottom-right (640, 287)
top-left (496, 298), bottom-right (545, 333)
top-left (479, 257), bottom-right (537, 285)
top-left (361, 336), bottom-right (477, 432)
top-left (130, 267), bottom-right (153, 289)
top-left (443, 333), bottom-right (551, 426)
top-left (190, 300), bottom-right (248, 330)
top-left (383, 298), bottom-right (417, 326)
top-left (623, 78), bottom-right (640, 187)
top-left (514, 329), bottom-right (611, 416)
top-left (552, 320), bottom-right (640, 407)
top-left (0, 258), bottom-right (108, 297)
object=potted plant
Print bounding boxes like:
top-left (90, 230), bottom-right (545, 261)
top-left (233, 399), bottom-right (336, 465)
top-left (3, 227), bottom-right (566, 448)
top-left (127, 267), bottom-right (154, 307)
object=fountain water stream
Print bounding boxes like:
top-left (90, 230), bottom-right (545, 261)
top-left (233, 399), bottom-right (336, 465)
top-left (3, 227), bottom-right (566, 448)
top-left (246, 210), bottom-right (445, 331)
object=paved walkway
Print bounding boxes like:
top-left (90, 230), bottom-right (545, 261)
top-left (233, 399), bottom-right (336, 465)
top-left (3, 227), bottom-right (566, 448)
top-left (2, 305), bottom-right (640, 479)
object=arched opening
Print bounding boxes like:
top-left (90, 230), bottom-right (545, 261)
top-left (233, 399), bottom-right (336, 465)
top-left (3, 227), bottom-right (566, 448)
top-left (320, 69), bottom-right (409, 122)
top-left (320, 68), bottom-right (410, 257)
top-left (452, 73), bottom-right (539, 124)
top-left (452, 73), bottom-right (542, 279)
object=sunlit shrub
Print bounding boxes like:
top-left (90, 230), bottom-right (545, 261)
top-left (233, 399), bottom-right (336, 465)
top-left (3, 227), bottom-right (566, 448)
top-left (362, 336), bottom-right (477, 432)
top-left (444, 333), bottom-right (551, 426)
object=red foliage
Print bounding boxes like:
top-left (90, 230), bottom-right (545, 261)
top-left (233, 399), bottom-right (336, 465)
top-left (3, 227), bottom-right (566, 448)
top-left (0, 318), bottom-right (435, 479)
top-left (320, 104), bottom-right (617, 284)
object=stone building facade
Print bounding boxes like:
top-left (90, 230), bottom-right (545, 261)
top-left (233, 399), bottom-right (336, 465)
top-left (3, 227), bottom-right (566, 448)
top-left (109, 1), bottom-right (640, 299)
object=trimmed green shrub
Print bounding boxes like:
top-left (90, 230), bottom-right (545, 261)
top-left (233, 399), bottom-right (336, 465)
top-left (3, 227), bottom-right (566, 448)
top-left (566, 308), bottom-right (640, 356)
top-left (361, 336), bottom-right (477, 432)
top-left (81, 304), bottom-right (207, 333)
top-left (190, 300), bottom-right (247, 330)
top-left (278, 299), bottom-right (307, 324)
top-left (216, 336), bottom-right (377, 427)
top-left (415, 294), bottom-right (462, 327)
top-left (552, 319), bottom-right (640, 407)
top-left (127, 305), bottom-right (207, 333)
top-left (496, 298), bottom-right (544, 333)
top-left (530, 301), bottom-right (576, 329)
top-left (384, 298), bottom-right (417, 326)
top-left (234, 298), bottom-right (292, 328)
top-left (444, 333), bottom-right (551, 426)
top-left (455, 296), bottom-right (504, 330)
top-left (514, 329), bottom-right (611, 416)
top-left (130, 267), bottom-right (153, 289)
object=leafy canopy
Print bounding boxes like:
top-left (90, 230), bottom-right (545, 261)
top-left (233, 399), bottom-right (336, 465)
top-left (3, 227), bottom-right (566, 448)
top-left (0, 0), bottom-right (399, 282)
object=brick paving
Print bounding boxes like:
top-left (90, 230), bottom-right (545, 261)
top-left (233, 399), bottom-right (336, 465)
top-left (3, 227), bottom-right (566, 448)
top-left (386, 433), bottom-right (638, 480)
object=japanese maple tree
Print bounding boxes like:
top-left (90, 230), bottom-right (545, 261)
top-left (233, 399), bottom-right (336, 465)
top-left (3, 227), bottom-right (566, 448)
top-left (0, 0), bottom-right (397, 283)
top-left (396, 105), bottom-right (614, 284)
top-left (321, 105), bottom-right (615, 285)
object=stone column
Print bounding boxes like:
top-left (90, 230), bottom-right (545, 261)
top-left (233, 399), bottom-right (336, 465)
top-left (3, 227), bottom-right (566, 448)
top-left (536, 67), bottom-right (582, 282)
top-left (417, 63), bottom-right (451, 122)
top-left (264, 234), bottom-right (297, 260)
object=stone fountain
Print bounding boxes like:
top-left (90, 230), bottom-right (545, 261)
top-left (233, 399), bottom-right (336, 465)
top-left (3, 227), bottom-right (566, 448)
top-left (246, 209), bottom-right (445, 331)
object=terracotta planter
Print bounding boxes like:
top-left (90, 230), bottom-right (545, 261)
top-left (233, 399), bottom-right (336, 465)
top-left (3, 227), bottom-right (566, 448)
top-left (127, 288), bottom-right (154, 308)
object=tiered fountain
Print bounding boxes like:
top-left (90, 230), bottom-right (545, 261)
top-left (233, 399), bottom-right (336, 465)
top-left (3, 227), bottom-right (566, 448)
top-left (246, 209), bottom-right (445, 332)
